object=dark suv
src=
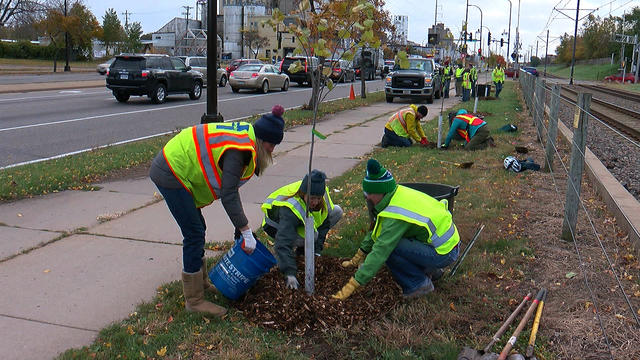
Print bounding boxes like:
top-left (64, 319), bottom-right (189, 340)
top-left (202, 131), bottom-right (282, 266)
top-left (279, 56), bottom-right (319, 86)
top-left (106, 54), bottom-right (203, 104)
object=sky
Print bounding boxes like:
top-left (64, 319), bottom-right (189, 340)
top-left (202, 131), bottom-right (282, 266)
top-left (82, 0), bottom-right (638, 57)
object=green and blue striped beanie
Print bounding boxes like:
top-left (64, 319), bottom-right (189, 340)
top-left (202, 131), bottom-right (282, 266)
top-left (362, 159), bottom-right (397, 194)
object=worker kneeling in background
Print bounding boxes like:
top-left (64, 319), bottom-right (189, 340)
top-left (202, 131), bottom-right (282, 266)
top-left (381, 104), bottom-right (431, 148)
top-left (333, 159), bottom-right (460, 300)
top-left (261, 170), bottom-right (343, 290)
top-left (442, 109), bottom-right (495, 151)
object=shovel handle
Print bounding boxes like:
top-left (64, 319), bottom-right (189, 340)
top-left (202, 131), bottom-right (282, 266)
top-left (497, 289), bottom-right (546, 360)
top-left (483, 292), bottom-right (532, 354)
top-left (525, 290), bottom-right (547, 358)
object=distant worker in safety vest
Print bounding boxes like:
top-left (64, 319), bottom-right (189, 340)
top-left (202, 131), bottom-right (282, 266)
top-left (462, 64), bottom-right (472, 102)
top-left (333, 159), bottom-right (460, 300)
top-left (442, 109), bottom-right (495, 151)
top-left (261, 170), bottom-right (343, 290)
top-left (442, 61), bottom-right (452, 98)
top-left (492, 63), bottom-right (506, 98)
top-left (149, 105), bottom-right (285, 317)
top-left (381, 104), bottom-right (431, 148)
top-left (455, 63), bottom-right (464, 97)
top-left (469, 63), bottom-right (478, 98)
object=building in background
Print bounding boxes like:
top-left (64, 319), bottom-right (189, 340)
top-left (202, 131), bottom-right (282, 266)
top-left (392, 15), bottom-right (408, 46)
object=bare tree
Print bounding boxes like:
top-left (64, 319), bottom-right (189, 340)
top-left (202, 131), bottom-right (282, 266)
top-left (241, 27), bottom-right (269, 59)
top-left (0, 0), bottom-right (46, 28)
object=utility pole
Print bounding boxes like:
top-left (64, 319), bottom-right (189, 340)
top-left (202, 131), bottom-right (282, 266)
top-left (182, 5), bottom-right (193, 27)
top-left (122, 10), bottom-right (131, 29)
top-left (463, 0), bottom-right (469, 63)
top-left (434, 0), bottom-right (438, 27)
top-left (64, 0), bottom-right (70, 72)
top-left (201, 0), bottom-right (222, 124)
top-left (536, 40), bottom-right (538, 58)
top-left (506, 0), bottom-right (512, 65)
top-left (569, 0), bottom-right (580, 85)
top-left (544, 29), bottom-right (549, 77)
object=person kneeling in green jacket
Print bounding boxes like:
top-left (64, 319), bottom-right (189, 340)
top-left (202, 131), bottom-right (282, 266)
top-left (333, 159), bottom-right (460, 300)
top-left (262, 170), bottom-right (343, 290)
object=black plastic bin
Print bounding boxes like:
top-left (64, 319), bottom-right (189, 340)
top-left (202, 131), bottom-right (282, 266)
top-left (476, 83), bottom-right (492, 97)
top-left (399, 183), bottom-right (459, 213)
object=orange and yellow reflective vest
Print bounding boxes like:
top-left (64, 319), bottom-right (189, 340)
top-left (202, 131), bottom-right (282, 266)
top-left (455, 114), bottom-right (485, 142)
top-left (163, 122), bottom-right (257, 208)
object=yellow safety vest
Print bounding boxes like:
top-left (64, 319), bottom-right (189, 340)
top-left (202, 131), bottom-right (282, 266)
top-left (372, 185), bottom-right (459, 255)
top-left (385, 108), bottom-right (415, 138)
top-left (261, 180), bottom-right (334, 238)
top-left (492, 68), bottom-right (505, 83)
top-left (455, 68), bottom-right (463, 78)
top-left (462, 72), bottom-right (471, 89)
top-left (163, 122), bottom-right (257, 208)
top-left (470, 67), bottom-right (478, 81)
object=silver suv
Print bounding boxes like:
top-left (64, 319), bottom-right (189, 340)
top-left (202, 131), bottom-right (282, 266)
top-left (177, 56), bottom-right (227, 87)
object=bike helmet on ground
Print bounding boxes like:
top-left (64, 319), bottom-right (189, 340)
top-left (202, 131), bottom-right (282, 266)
top-left (504, 156), bottom-right (521, 172)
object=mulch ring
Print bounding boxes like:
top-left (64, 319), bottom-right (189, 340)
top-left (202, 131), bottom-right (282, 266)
top-left (234, 256), bottom-right (401, 335)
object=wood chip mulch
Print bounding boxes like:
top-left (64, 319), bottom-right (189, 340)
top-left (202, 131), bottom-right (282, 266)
top-left (234, 256), bottom-right (401, 335)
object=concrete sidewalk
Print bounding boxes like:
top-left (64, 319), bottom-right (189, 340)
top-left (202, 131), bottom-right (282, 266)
top-left (0, 96), bottom-right (460, 359)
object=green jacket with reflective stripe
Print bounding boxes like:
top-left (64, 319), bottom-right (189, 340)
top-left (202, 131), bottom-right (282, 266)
top-left (355, 185), bottom-right (459, 286)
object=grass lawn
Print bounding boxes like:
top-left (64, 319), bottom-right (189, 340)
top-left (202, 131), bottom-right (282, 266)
top-left (0, 91), bottom-right (385, 202)
top-left (0, 57), bottom-right (99, 68)
top-left (543, 63), bottom-right (618, 81)
top-left (57, 81), bottom-right (556, 359)
top-left (602, 81), bottom-right (640, 93)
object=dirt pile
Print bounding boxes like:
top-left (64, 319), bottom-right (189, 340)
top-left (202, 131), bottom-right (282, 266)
top-left (235, 256), bottom-right (400, 335)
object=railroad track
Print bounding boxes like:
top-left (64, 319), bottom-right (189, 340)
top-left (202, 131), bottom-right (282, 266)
top-left (554, 85), bottom-right (640, 141)
top-left (575, 84), bottom-right (640, 103)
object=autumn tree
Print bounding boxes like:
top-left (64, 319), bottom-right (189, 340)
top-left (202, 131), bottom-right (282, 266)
top-left (101, 8), bottom-right (124, 55)
top-left (34, 6), bottom-right (64, 71)
top-left (264, 0), bottom-right (392, 294)
top-left (241, 27), bottom-right (270, 59)
top-left (67, 1), bottom-right (100, 59)
top-left (0, 0), bottom-right (46, 28)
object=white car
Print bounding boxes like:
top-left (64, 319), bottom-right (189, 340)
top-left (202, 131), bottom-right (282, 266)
top-left (177, 56), bottom-right (227, 87)
top-left (96, 58), bottom-right (115, 75)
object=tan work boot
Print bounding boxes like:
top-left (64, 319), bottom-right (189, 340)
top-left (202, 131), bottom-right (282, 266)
top-left (201, 257), bottom-right (220, 294)
top-left (182, 270), bottom-right (227, 317)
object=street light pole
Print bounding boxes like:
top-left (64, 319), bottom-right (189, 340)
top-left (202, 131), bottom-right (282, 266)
top-left (506, 0), bottom-right (512, 65)
top-left (64, 0), bottom-right (70, 72)
top-left (515, 0), bottom-right (521, 72)
top-left (469, 4), bottom-right (483, 57)
top-left (201, 0), bottom-right (222, 123)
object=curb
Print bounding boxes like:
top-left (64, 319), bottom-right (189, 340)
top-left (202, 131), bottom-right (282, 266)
top-left (0, 80), bottom-right (105, 94)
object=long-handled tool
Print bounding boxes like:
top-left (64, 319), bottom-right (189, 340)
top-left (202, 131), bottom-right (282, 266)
top-left (525, 290), bottom-right (547, 359)
top-left (457, 292), bottom-right (532, 360)
top-left (449, 224), bottom-right (485, 277)
top-left (497, 289), bottom-right (546, 360)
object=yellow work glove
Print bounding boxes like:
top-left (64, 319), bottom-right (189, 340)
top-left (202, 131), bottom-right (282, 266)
top-left (332, 277), bottom-right (360, 300)
top-left (341, 249), bottom-right (366, 268)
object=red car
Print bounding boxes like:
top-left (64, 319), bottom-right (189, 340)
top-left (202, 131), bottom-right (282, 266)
top-left (604, 73), bottom-right (636, 83)
top-left (225, 58), bottom-right (263, 76)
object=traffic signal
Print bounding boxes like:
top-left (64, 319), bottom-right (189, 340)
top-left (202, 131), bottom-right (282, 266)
top-left (428, 33), bottom-right (438, 45)
top-left (469, 32), bottom-right (473, 41)
top-left (478, 48), bottom-right (482, 55)
top-left (488, 32), bottom-right (492, 46)
top-left (500, 38), bottom-right (504, 47)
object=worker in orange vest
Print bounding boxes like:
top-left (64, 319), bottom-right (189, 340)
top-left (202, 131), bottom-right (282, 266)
top-left (441, 109), bottom-right (495, 150)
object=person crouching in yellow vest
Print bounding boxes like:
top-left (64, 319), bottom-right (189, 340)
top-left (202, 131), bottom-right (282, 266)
top-left (333, 159), bottom-right (460, 300)
top-left (261, 170), bottom-right (343, 290)
top-left (149, 105), bottom-right (285, 317)
top-left (381, 104), bottom-right (431, 148)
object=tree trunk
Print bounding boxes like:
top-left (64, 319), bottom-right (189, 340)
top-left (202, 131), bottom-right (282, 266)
top-left (360, 52), bottom-right (366, 98)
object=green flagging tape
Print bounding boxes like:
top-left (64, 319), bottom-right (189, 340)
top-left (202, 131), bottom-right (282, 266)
top-left (312, 129), bottom-right (327, 140)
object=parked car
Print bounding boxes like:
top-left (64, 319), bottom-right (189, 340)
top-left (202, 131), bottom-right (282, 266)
top-left (225, 58), bottom-right (263, 76)
top-left (229, 63), bottom-right (290, 93)
top-left (384, 57), bottom-right (442, 104)
top-left (504, 67), bottom-right (519, 78)
top-left (522, 66), bottom-right (539, 76)
top-left (96, 58), bottom-right (115, 75)
top-left (177, 56), bottom-right (227, 87)
top-left (324, 59), bottom-right (355, 83)
top-left (279, 56), bottom-right (319, 86)
top-left (604, 73), bottom-right (637, 83)
top-left (106, 54), bottom-right (203, 104)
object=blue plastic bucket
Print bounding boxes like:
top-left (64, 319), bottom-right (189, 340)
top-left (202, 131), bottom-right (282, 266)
top-left (209, 238), bottom-right (277, 300)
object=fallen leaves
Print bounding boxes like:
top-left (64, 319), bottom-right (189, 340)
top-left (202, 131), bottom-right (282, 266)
top-left (156, 346), bottom-right (167, 357)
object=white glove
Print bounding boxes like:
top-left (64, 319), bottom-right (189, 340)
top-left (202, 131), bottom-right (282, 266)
top-left (285, 275), bottom-right (299, 290)
top-left (240, 228), bottom-right (256, 254)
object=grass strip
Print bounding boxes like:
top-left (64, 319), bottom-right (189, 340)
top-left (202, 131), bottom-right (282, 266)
top-left (0, 91), bottom-right (384, 202)
top-left (57, 82), bottom-right (554, 359)
top-left (543, 63), bottom-right (618, 81)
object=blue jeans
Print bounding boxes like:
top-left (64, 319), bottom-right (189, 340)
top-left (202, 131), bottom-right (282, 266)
top-left (471, 80), bottom-right (477, 97)
top-left (494, 81), bottom-right (503, 97)
top-left (381, 127), bottom-right (412, 147)
top-left (462, 88), bottom-right (471, 102)
top-left (155, 184), bottom-right (206, 273)
top-left (385, 238), bottom-right (459, 294)
top-left (443, 79), bottom-right (450, 98)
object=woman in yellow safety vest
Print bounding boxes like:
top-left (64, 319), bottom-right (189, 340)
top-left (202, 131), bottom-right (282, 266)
top-left (334, 159), bottom-right (460, 300)
top-left (261, 170), bottom-right (343, 289)
top-left (149, 105), bottom-right (285, 317)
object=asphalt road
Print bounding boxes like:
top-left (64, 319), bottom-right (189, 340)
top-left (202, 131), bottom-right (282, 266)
top-left (0, 79), bottom-right (385, 168)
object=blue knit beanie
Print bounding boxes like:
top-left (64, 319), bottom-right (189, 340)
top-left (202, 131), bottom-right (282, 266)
top-left (299, 169), bottom-right (326, 196)
top-left (254, 105), bottom-right (285, 144)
